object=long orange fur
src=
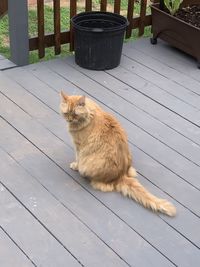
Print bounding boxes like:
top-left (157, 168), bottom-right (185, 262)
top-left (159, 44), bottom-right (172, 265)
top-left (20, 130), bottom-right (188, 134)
top-left (60, 91), bottom-right (176, 216)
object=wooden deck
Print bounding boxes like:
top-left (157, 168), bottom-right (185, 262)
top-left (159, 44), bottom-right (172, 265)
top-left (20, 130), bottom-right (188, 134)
top-left (0, 54), bottom-right (16, 70)
top-left (0, 38), bottom-right (200, 267)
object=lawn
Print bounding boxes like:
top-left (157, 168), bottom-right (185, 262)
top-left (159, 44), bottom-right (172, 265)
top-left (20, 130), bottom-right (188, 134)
top-left (0, 1), bottom-right (151, 64)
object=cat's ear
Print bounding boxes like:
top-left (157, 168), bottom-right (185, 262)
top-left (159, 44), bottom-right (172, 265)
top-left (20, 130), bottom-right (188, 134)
top-left (77, 96), bottom-right (85, 106)
top-left (60, 90), bottom-right (68, 102)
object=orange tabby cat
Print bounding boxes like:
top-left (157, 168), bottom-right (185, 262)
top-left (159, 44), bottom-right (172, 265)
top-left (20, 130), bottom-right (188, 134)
top-left (60, 91), bottom-right (176, 216)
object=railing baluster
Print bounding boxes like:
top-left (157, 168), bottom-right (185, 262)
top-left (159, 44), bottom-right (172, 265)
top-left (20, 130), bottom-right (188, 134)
top-left (85, 0), bottom-right (92, 12)
top-left (100, 0), bottom-right (107, 12)
top-left (139, 0), bottom-right (147, 36)
top-left (114, 0), bottom-right (121, 14)
top-left (126, 0), bottom-right (134, 38)
top-left (70, 0), bottom-right (77, 51)
top-left (37, 0), bottom-right (45, 58)
top-left (54, 0), bottom-right (61, 55)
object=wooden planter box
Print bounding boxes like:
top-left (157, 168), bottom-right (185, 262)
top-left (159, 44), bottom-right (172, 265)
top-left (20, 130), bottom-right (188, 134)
top-left (150, 1), bottom-right (200, 67)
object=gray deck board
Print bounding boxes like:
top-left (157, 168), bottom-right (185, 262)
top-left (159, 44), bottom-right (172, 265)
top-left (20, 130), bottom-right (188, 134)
top-left (1, 87), bottom-right (200, 267)
top-left (0, 145), bottom-right (129, 267)
top-left (0, 178), bottom-right (80, 267)
top-left (129, 38), bottom-right (200, 83)
top-left (4, 64), bottom-right (200, 169)
top-left (1, 72), bottom-right (200, 266)
top-left (26, 60), bottom-right (200, 146)
top-left (1, 69), bottom-right (200, 214)
top-left (107, 63), bottom-right (200, 127)
top-left (20, 60), bottom-right (200, 193)
top-left (64, 57), bottom-right (200, 166)
top-left (125, 39), bottom-right (200, 94)
top-left (120, 53), bottom-right (200, 109)
top-left (0, 118), bottom-right (174, 267)
top-left (0, 227), bottom-right (34, 267)
top-left (1, 65), bottom-right (200, 222)
top-left (0, 55), bottom-right (16, 70)
top-left (1, 39), bottom-right (200, 266)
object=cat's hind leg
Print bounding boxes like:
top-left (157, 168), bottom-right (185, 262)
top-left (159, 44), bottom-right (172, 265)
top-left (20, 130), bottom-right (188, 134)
top-left (91, 181), bottom-right (114, 192)
top-left (70, 161), bottom-right (79, 171)
top-left (70, 151), bottom-right (79, 171)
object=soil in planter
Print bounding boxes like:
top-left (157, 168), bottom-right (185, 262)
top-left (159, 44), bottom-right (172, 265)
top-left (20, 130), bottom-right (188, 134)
top-left (174, 5), bottom-right (200, 28)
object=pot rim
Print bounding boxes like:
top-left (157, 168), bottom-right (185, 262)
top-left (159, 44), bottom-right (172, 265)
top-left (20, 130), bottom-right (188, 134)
top-left (71, 11), bottom-right (129, 33)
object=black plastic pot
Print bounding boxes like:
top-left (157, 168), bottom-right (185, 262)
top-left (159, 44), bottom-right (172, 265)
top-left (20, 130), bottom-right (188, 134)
top-left (71, 12), bottom-right (129, 70)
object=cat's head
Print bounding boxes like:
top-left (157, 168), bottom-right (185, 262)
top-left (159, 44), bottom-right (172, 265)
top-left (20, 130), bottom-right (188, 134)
top-left (60, 91), bottom-right (89, 124)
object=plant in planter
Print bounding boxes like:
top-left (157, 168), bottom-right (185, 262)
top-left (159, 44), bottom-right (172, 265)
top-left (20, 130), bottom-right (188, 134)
top-left (150, 0), bottom-right (200, 68)
top-left (164, 0), bottom-right (183, 15)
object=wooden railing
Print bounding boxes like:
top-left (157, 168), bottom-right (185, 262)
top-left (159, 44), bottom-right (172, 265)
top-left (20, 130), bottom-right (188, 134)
top-left (30, 0), bottom-right (152, 59)
top-left (6, 0), bottom-right (152, 65)
top-left (0, 0), bottom-right (8, 18)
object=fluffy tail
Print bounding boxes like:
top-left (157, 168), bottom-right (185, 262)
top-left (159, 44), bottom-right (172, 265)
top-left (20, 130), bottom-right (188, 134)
top-left (115, 171), bottom-right (176, 216)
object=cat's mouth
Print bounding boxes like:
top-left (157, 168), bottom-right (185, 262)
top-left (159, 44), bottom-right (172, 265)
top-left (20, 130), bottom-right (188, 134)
top-left (68, 119), bottom-right (78, 123)
top-left (62, 112), bottom-right (78, 122)
top-left (64, 116), bottom-right (81, 124)
top-left (62, 111), bottom-right (87, 126)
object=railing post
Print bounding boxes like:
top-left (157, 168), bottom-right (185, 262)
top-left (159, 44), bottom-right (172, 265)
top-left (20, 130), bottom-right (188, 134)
top-left (8, 0), bottom-right (29, 66)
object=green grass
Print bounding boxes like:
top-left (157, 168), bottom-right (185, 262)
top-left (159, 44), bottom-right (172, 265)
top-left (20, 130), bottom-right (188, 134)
top-left (107, 0), bottom-right (129, 9)
top-left (0, 14), bottom-right (10, 59)
top-left (0, 2), bottom-right (151, 64)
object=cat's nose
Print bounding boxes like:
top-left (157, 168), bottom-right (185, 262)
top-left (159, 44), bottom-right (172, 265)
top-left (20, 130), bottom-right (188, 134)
top-left (68, 119), bottom-right (73, 122)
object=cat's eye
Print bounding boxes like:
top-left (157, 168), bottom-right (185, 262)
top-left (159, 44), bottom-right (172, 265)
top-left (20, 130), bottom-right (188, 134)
top-left (78, 102), bottom-right (85, 107)
top-left (77, 96), bottom-right (85, 107)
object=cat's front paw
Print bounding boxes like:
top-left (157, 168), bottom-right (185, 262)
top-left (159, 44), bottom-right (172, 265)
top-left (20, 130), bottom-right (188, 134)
top-left (70, 162), bottom-right (79, 171)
